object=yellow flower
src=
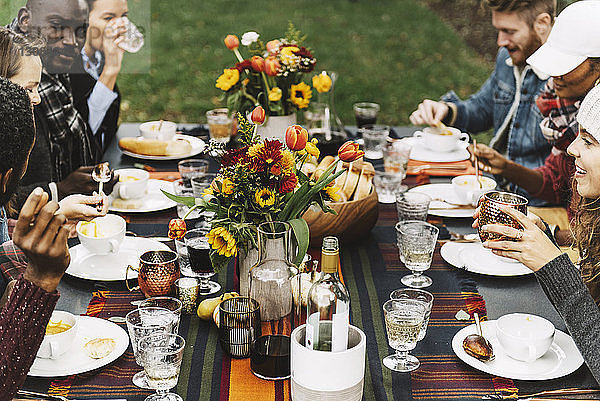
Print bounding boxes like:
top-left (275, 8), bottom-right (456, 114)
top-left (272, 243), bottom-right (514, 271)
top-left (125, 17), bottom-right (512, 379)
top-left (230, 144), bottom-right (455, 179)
top-left (203, 187), bottom-right (213, 196)
top-left (221, 178), bottom-right (235, 195)
top-left (215, 68), bottom-right (239, 91)
top-left (206, 226), bottom-right (237, 257)
top-left (280, 46), bottom-right (300, 66)
top-left (248, 143), bottom-right (264, 158)
top-left (289, 82), bottom-right (312, 109)
top-left (269, 87), bottom-right (282, 102)
top-left (305, 138), bottom-right (320, 158)
top-left (312, 73), bottom-right (332, 93)
top-left (323, 184), bottom-right (341, 202)
top-left (280, 150), bottom-right (295, 173)
top-left (255, 188), bottom-right (276, 207)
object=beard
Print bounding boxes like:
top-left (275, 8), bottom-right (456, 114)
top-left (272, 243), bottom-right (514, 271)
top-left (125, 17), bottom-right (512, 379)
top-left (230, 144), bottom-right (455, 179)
top-left (510, 33), bottom-right (543, 67)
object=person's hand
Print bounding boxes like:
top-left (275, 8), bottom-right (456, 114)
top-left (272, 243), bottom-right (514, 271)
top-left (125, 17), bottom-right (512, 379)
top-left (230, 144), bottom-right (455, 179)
top-left (409, 99), bottom-right (449, 126)
top-left (58, 193), bottom-right (109, 221)
top-left (12, 188), bottom-right (70, 292)
top-left (481, 206), bottom-right (563, 272)
top-left (56, 166), bottom-right (117, 198)
top-left (468, 143), bottom-right (509, 175)
top-left (102, 19), bottom-right (126, 76)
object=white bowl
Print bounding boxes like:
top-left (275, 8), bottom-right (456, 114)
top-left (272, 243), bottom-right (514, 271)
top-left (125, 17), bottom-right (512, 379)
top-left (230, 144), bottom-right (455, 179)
top-left (452, 175), bottom-right (496, 205)
top-left (139, 121), bottom-right (177, 141)
top-left (76, 214), bottom-right (126, 255)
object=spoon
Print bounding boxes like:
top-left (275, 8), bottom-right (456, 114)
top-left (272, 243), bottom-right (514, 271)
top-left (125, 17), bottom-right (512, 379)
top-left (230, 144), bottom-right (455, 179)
top-left (92, 162), bottom-right (112, 195)
top-left (107, 316), bottom-right (127, 323)
top-left (462, 312), bottom-right (494, 361)
top-left (473, 139), bottom-right (483, 189)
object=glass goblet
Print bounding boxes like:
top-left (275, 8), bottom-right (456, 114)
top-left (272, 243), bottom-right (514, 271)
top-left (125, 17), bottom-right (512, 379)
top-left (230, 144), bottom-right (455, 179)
top-left (126, 307), bottom-right (177, 389)
top-left (139, 297), bottom-right (183, 332)
top-left (390, 288), bottom-right (434, 341)
top-left (382, 299), bottom-right (426, 372)
top-left (139, 333), bottom-right (186, 401)
top-left (184, 227), bottom-right (220, 295)
top-left (397, 221), bottom-right (439, 288)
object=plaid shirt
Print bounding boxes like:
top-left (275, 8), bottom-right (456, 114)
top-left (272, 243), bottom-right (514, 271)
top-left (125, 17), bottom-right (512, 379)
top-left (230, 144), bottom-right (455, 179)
top-left (0, 241), bottom-right (26, 282)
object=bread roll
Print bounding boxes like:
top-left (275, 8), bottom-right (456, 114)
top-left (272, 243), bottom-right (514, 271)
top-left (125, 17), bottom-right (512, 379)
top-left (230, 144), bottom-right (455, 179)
top-left (342, 161), bottom-right (362, 199)
top-left (313, 156), bottom-right (336, 180)
top-left (85, 338), bottom-right (116, 359)
top-left (119, 137), bottom-right (191, 156)
top-left (353, 162), bottom-right (375, 200)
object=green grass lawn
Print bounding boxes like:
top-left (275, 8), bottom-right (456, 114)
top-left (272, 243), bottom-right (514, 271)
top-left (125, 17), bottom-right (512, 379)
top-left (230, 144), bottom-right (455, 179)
top-left (1, 0), bottom-right (492, 127)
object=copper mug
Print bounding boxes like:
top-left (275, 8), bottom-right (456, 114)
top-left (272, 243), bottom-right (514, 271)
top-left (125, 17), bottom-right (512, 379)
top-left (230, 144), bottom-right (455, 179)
top-left (126, 250), bottom-right (180, 297)
top-left (478, 191), bottom-right (528, 242)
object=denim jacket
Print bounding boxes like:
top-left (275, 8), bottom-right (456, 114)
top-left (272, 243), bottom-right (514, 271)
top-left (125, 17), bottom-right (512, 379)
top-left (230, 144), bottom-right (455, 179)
top-left (442, 47), bottom-right (552, 205)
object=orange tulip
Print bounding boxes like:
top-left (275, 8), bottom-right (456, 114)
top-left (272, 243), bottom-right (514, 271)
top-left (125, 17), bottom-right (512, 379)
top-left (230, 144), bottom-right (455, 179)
top-left (168, 218), bottom-right (187, 240)
top-left (338, 141), bottom-right (364, 162)
top-left (265, 56), bottom-right (280, 77)
top-left (250, 106), bottom-right (266, 125)
top-left (285, 125), bottom-right (308, 151)
top-left (266, 40), bottom-right (280, 55)
top-left (250, 56), bottom-right (265, 72)
top-left (224, 35), bottom-right (239, 50)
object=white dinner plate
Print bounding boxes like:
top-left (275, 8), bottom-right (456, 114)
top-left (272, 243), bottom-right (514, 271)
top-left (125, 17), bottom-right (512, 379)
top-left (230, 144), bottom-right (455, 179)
top-left (452, 320), bottom-right (583, 380)
top-left (120, 134), bottom-right (205, 161)
top-left (67, 237), bottom-right (170, 281)
top-left (109, 179), bottom-right (177, 213)
top-left (28, 316), bottom-right (129, 377)
top-left (440, 242), bottom-right (533, 276)
top-left (405, 136), bottom-right (470, 162)
top-left (408, 184), bottom-right (475, 218)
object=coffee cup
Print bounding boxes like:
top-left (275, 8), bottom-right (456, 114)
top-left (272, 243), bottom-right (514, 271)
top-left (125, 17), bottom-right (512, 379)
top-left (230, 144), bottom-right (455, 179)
top-left (139, 120), bottom-right (177, 141)
top-left (76, 214), bottom-right (126, 255)
top-left (413, 126), bottom-right (469, 152)
top-left (114, 168), bottom-right (149, 200)
top-left (496, 313), bottom-right (555, 362)
top-left (37, 311), bottom-right (78, 359)
top-left (452, 175), bottom-right (497, 205)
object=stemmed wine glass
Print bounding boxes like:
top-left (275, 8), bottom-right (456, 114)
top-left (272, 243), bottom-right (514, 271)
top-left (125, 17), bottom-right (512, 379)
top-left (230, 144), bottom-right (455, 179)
top-left (390, 288), bottom-right (434, 341)
top-left (92, 162), bottom-right (112, 195)
top-left (184, 227), bottom-right (220, 294)
top-left (138, 297), bottom-right (183, 332)
top-left (396, 221), bottom-right (439, 288)
top-left (138, 332), bottom-right (186, 401)
top-left (382, 299), bottom-right (426, 372)
top-left (126, 307), bottom-right (177, 389)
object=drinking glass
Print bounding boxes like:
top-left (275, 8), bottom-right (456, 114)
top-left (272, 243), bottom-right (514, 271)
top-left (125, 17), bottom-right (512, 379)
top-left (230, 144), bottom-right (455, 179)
top-left (139, 297), bottom-right (182, 331)
top-left (396, 192), bottom-right (431, 221)
top-left (175, 277), bottom-right (200, 314)
top-left (126, 307), bottom-right (177, 389)
top-left (191, 174), bottom-right (217, 222)
top-left (478, 191), bottom-right (528, 242)
top-left (373, 171), bottom-right (406, 204)
top-left (383, 140), bottom-right (411, 175)
top-left (115, 17), bottom-right (145, 53)
top-left (172, 179), bottom-right (200, 220)
top-left (397, 221), bottom-right (439, 288)
top-left (184, 227), bottom-right (220, 294)
top-left (353, 102), bottom-right (380, 129)
top-left (390, 288), bottom-right (434, 341)
top-left (382, 299), bottom-right (426, 372)
top-left (206, 108), bottom-right (233, 143)
top-left (219, 297), bottom-right (261, 358)
top-left (359, 125), bottom-right (389, 159)
top-left (138, 333), bottom-right (186, 401)
top-left (177, 159), bottom-right (209, 188)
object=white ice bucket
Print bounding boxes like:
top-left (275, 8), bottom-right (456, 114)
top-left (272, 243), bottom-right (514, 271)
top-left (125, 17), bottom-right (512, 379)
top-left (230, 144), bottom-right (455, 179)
top-left (290, 323), bottom-right (366, 401)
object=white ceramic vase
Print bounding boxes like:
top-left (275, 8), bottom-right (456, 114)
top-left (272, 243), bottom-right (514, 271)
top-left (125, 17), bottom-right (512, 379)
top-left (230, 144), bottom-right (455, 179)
top-left (257, 114), bottom-right (297, 142)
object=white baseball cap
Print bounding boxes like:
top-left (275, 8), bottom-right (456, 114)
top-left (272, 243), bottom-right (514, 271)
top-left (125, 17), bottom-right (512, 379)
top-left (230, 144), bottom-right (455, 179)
top-left (527, 0), bottom-right (600, 77)
top-left (577, 83), bottom-right (600, 141)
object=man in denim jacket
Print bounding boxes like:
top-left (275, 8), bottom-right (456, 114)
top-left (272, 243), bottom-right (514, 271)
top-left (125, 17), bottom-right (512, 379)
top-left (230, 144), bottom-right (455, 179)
top-left (410, 0), bottom-right (555, 205)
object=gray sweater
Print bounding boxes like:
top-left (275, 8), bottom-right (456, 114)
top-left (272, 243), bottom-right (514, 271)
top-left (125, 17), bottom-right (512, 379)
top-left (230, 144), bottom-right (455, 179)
top-left (536, 253), bottom-right (600, 383)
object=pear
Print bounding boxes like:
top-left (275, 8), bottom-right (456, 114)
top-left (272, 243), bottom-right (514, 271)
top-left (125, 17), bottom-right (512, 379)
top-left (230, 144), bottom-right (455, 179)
top-left (197, 296), bottom-right (222, 320)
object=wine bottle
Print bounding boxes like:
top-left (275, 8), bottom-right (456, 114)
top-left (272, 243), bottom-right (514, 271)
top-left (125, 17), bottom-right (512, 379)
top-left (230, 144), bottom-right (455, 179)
top-left (305, 236), bottom-right (350, 352)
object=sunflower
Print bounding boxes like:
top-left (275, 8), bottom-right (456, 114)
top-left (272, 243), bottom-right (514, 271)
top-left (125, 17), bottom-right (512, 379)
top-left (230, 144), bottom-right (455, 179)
top-left (215, 68), bottom-right (239, 91)
top-left (206, 226), bottom-right (237, 257)
top-left (289, 82), bottom-right (312, 109)
top-left (322, 183), bottom-right (341, 202)
top-left (220, 178), bottom-right (235, 195)
top-left (255, 188), bottom-right (276, 207)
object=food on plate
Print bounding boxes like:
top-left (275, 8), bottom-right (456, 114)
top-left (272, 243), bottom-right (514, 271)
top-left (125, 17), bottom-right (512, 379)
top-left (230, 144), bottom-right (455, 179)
top-left (455, 309), bottom-right (470, 321)
top-left (119, 137), bottom-right (192, 157)
top-left (110, 197), bottom-right (144, 210)
top-left (84, 338), bottom-right (117, 359)
top-left (45, 320), bottom-right (72, 335)
top-left (462, 334), bottom-right (494, 361)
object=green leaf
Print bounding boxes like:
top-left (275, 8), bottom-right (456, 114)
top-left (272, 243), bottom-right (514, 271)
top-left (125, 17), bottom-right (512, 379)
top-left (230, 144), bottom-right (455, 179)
top-left (161, 190), bottom-right (196, 208)
top-left (288, 218), bottom-right (309, 267)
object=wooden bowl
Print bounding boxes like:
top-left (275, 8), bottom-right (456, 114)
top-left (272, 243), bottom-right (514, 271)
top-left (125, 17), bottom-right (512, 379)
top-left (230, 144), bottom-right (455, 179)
top-left (303, 188), bottom-right (379, 246)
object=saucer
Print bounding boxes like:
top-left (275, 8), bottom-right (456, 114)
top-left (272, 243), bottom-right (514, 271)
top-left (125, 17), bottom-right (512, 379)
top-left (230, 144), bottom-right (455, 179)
top-left (408, 184), bottom-right (475, 218)
top-left (109, 179), bottom-right (177, 213)
top-left (452, 320), bottom-right (583, 380)
top-left (67, 237), bottom-right (170, 281)
top-left (440, 242), bottom-right (533, 276)
top-left (28, 316), bottom-right (129, 377)
top-left (405, 137), bottom-right (470, 163)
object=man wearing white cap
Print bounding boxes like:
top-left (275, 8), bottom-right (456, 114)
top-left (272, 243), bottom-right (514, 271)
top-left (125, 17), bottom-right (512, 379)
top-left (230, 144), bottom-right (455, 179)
top-left (473, 0), bottom-right (600, 244)
top-left (480, 82), bottom-right (600, 384)
top-left (410, 0), bottom-right (555, 205)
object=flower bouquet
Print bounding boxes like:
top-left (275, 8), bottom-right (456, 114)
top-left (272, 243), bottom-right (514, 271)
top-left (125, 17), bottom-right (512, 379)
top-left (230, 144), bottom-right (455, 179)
top-left (217, 23), bottom-right (332, 119)
top-left (164, 107), bottom-right (364, 273)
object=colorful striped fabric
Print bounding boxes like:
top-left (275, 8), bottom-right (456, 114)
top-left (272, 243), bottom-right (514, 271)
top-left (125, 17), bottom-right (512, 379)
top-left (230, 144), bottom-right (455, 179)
top-left (39, 202), bottom-right (518, 400)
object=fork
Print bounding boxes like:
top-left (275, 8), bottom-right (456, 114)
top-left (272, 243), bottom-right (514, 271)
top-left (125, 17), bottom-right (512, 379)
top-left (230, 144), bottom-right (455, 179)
top-left (408, 164), bottom-right (468, 173)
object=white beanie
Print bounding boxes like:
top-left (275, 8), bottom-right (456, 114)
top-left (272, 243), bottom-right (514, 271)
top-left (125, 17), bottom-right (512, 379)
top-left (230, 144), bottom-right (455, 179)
top-left (577, 84), bottom-right (600, 141)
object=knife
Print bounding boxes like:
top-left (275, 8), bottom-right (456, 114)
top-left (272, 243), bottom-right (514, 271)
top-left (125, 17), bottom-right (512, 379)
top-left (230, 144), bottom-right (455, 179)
top-left (17, 390), bottom-right (126, 401)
